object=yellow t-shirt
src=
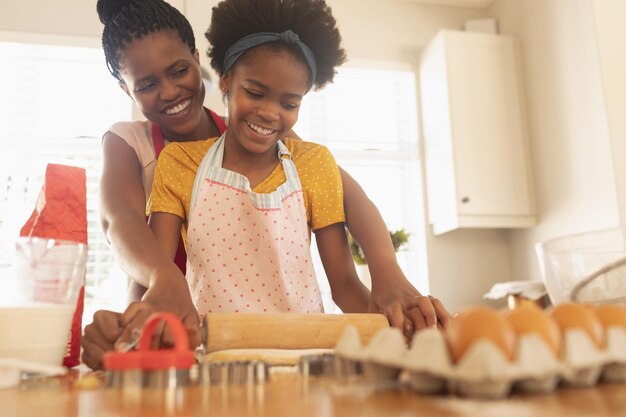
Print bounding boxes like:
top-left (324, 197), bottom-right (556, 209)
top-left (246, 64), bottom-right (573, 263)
top-left (147, 137), bottom-right (345, 246)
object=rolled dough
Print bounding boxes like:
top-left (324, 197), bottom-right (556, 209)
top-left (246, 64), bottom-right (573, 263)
top-left (202, 348), bottom-right (333, 366)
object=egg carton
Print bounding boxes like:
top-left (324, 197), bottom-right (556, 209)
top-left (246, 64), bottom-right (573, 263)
top-left (334, 323), bottom-right (626, 400)
top-left (600, 326), bottom-right (626, 383)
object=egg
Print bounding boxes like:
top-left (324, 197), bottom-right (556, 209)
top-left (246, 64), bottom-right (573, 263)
top-left (549, 303), bottom-right (604, 348)
top-left (593, 304), bottom-right (626, 329)
top-left (501, 304), bottom-right (561, 356)
top-left (446, 306), bottom-right (516, 363)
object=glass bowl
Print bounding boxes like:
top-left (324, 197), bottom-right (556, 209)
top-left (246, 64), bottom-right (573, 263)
top-left (535, 227), bottom-right (626, 306)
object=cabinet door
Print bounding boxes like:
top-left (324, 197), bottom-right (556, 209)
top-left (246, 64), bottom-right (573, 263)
top-left (446, 32), bottom-right (533, 216)
top-left (420, 34), bottom-right (458, 227)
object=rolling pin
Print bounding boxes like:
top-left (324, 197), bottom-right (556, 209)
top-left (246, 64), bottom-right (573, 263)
top-left (202, 313), bottom-right (389, 353)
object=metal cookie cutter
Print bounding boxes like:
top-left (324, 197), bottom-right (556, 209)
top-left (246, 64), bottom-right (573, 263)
top-left (103, 313), bottom-right (195, 389)
top-left (298, 353), bottom-right (337, 378)
top-left (198, 361), bottom-right (268, 386)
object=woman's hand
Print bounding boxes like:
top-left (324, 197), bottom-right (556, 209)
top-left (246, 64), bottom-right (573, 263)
top-left (81, 269), bottom-right (201, 370)
top-left (115, 270), bottom-right (202, 352)
top-left (368, 274), bottom-right (451, 339)
top-left (110, 211), bottom-right (202, 351)
top-left (81, 310), bottom-right (124, 370)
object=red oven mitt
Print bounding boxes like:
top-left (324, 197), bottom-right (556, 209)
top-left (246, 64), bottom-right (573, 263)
top-left (19, 163), bottom-right (87, 368)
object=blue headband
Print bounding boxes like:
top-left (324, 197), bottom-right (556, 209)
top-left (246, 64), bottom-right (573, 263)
top-left (222, 30), bottom-right (317, 90)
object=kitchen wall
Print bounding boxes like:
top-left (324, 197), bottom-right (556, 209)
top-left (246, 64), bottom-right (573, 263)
top-left (591, 0), bottom-right (626, 226)
top-left (489, 0), bottom-right (622, 283)
top-left (1, 0), bottom-right (102, 39)
top-left (5, 0), bottom-right (587, 313)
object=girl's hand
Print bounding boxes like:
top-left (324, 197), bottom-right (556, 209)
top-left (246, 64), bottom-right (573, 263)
top-left (368, 279), bottom-right (451, 339)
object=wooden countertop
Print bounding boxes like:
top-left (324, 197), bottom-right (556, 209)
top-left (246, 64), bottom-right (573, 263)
top-left (2, 371), bottom-right (625, 417)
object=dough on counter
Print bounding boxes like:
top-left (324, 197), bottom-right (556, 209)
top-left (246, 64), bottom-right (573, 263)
top-left (202, 348), bottom-right (333, 366)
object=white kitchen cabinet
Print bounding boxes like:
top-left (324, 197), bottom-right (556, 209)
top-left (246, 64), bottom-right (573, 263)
top-left (420, 30), bottom-right (536, 235)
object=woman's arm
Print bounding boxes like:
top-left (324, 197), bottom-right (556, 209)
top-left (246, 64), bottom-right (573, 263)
top-left (99, 134), bottom-right (200, 347)
top-left (127, 280), bottom-right (147, 303)
top-left (339, 168), bottom-right (451, 335)
top-left (115, 212), bottom-right (199, 350)
top-left (83, 135), bottom-right (195, 369)
top-left (100, 133), bottom-right (182, 289)
top-left (315, 223), bottom-right (370, 313)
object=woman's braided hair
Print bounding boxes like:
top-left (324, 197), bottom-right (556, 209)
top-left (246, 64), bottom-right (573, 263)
top-left (96, 0), bottom-right (196, 80)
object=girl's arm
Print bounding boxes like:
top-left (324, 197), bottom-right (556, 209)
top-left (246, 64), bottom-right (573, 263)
top-left (315, 223), bottom-right (370, 312)
top-left (339, 168), bottom-right (451, 336)
top-left (288, 132), bottom-right (450, 332)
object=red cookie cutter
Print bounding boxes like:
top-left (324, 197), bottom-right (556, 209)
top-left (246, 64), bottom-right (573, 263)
top-left (104, 313), bottom-right (195, 371)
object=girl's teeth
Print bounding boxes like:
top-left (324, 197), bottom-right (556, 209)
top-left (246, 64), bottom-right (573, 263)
top-left (248, 122), bottom-right (274, 135)
top-left (165, 100), bottom-right (190, 115)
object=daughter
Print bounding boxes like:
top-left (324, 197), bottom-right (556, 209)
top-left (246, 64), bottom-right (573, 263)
top-left (148, 0), bottom-right (368, 315)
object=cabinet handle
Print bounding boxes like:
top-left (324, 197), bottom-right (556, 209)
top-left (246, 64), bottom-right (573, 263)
top-left (461, 197), bottom-right (470, 204)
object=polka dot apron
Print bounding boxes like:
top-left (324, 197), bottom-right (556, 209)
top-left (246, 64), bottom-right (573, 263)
top-left (186, 134), bottom-right (323, 315)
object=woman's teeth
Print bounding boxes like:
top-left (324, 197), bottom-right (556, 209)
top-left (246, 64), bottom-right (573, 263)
top-left (246, 121), bottom-right (275, 136)
top-left (165, 99), bottom-right (191, 115)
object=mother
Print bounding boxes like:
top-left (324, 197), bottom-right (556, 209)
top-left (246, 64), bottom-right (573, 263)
top-left (82, 0), bottom-right (450, 370)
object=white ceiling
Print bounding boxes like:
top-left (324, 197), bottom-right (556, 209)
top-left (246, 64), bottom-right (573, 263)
top-left (393, 0), bottom-right (496, 9)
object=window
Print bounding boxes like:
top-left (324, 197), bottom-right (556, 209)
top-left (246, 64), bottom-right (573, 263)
top-left (294, 64), bottom-right (430, 312)
top-left (0, 41), bottom-right (132, 325)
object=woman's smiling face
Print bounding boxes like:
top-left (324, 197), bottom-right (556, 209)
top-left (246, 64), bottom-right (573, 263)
top-left (117, 30), bottom-right (206, 141)
top-left (220, 45), bottom-right (309, 157)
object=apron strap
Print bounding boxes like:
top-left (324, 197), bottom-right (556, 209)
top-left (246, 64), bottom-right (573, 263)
top-left (190, 136), bottom-right (301, 217)
top-left (190, 133), bottom-right (227, 213)
top-left (151, 123), bottom-right (166, 158)
top-left (208, 109), bottom-right (228, 134)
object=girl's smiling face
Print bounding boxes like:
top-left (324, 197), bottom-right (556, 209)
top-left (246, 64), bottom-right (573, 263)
top-left (117, 30), bottom-right (206, 141)
top-left (220, 46), bottom-right (309, 157)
